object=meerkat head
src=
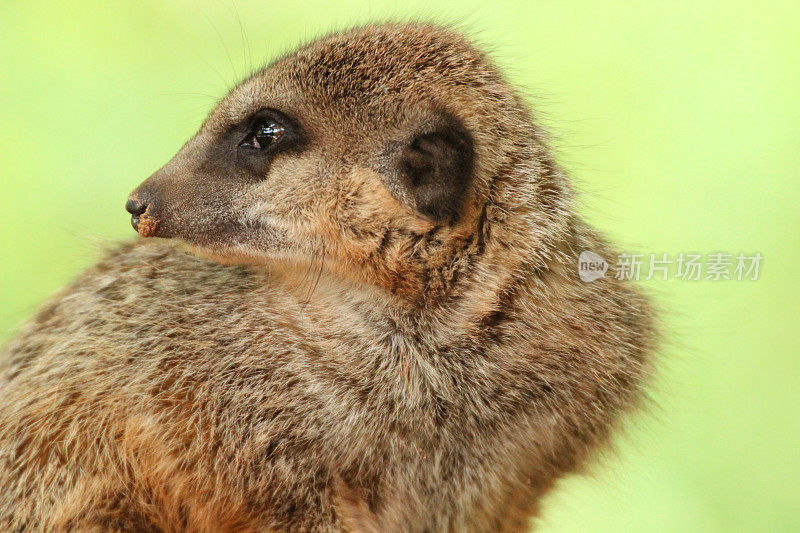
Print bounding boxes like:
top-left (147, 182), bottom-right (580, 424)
top-left (126, 23), bottom-right (571, 299)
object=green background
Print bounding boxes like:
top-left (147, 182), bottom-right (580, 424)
top-left (1, 1), bottom-right (798, 531)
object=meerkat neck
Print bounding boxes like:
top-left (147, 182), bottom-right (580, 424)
top-left (268, 233), bottom-right (558, 347)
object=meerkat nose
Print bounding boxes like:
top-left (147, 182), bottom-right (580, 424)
top-left (125, 197), bottom-right (147, 216)
top-left (125, 196), bottom-right (148, 231)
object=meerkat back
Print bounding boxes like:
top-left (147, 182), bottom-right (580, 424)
top-left (0, 23), bottom-right (656, 532)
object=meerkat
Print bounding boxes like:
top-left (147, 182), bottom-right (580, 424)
top-left (0, 23), bottom-right (656, 532)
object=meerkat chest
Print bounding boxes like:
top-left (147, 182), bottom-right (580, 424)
top-left (129, 280), bottom-right (538, 528)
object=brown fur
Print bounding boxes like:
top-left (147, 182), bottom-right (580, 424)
top-left (0, 23), bottom-right (656, 532)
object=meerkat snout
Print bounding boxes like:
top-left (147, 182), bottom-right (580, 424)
top-left (125, 188), bottom-right (161, 238)
top-left (124, 196), bottom-right (147, 227)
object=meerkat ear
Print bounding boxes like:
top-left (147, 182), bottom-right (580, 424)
top-left (396, 121), bottom-right (474, 222)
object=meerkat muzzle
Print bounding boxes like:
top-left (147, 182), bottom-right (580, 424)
top-left (125, 196), bottom-right (159, 237)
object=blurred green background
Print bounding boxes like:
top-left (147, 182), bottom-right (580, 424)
top-left (1, 1), bottom-right (798, 531)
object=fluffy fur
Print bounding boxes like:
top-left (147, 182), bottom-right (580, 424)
top-left (0, 23), bottom-right (656, 532)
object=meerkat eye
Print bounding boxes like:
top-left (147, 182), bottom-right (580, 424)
top-left (238, 109), bottom-right (293, 151)
top-left (254, 120), bottom-right (285, 148)
top-left (242, 119), bottom-right (285, 149)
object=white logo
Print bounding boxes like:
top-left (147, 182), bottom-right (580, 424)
top-left (578, 250), bottom-right (608, 282)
